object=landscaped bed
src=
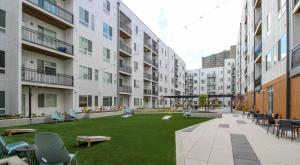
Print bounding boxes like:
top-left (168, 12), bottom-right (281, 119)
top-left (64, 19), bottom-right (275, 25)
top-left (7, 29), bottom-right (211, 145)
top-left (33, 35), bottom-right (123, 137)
top-left (1, 114), bottom-right (209, 165)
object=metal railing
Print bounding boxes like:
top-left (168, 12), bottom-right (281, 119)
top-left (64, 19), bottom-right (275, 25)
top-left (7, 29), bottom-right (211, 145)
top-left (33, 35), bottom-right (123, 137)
top-left (119, 85), bottom-right (132, 93)
top-left (152, 60), bottom-right (158, 68)
top-left (120, 22), bottom-right (132, 35)
top-left (119, 64), bottom-right (132, 74)
top-left (144, 56), bottom-right (152, 64)
top-left (255, 42), bottom-right (262, 59)
top-left (144, 73), bottom-right (152, 80)
top-left (144, 89), bottom-right (152, 95)
top-left (254, 9), bottom-right (262, 32)
top-left (120, 41), bottom-right (132, 55)
top-left (152, 90), bottom-right (158, 96)
top-left (144, 40), bottom-right (151, 49)
top-left (152, 76), bottom-right (158, 82)
top-left (292, 44), bottom-right (300, 69)
top-left (27, 0), bottom-right (73, 24)
top-left (22, 67), bottom-right (73, 86)
top-left (152, 44), bottom-right (158, 54)
top-left (22, 26), bottom-right (73, 55)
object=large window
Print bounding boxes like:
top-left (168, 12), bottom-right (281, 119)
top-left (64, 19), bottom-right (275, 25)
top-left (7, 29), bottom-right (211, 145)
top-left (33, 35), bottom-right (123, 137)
top-left (0, 91), bottom-right (5, 114)
top-left (103, 72), bottom-right (112, 84)
top-left (38, 94), bottom-right (57, 108)
top-left (278, 34), bottom-right (287, 60)
top-left (79, 95), bottom-right (92, 107)
top-left (268, 86), bottom-right (273, 113)
top-left (134, 98), bottom-right (139, 106)
top-left (37, 59), bottom-right (56, 75)
top-left (95, 69), bottom-right (99, 81)
top-left (79, 66), bottom-right (92, 80)
top-left (91, 14), bottom-right (95, 31)
top-left (103, 47), bottom-right (110, 62)
top-left (266, 50), bottom-right (273, 71)
top-left (79, 7), bottom-right (89, 27)
top-left (79, 36), bottom-right (92, 55)
top-left (103, 22), bottom-right (112, 40)
top-left (103, 0), bottom-right (110, 14)
top-left (103, 96), bottom-right (112, 106)
top-left (0, 9), bottom-right (5, 31)
top-left (0, 50), bottom-right (5, 74)
top-left (134, 80), bottom-right (140, 88)
top-left (134, 61), bottom-right (138, 71)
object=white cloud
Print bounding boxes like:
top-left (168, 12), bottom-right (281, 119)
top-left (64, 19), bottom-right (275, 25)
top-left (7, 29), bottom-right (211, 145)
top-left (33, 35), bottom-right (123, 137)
top-left (121, 0), bottom-right (244, 70)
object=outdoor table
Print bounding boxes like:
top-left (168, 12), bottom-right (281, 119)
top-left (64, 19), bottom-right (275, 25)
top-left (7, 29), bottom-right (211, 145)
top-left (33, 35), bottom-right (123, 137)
top-left (15, 144), bottom-right (37, 165)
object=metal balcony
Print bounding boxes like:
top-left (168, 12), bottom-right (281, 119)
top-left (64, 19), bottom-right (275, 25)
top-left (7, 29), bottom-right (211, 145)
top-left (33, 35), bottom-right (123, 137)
top-left (152, 45), bottom-right (158, 54)
top-left (152, 76), bottom-right (158, 82)
top-left (120, 22), bottom-right (132, 38)
top-left (144, 73), bottom-right (152, 80)
top-left (152, 60), bottom-right (158, 68)
top-left (144, 89), bottom-right (152, 95)
top-left (144, 41), bottom-right (152, 49)
top-left (22, 67), bottom-right (73, 87)
top-left (119, 64), bottom-right (132, 75)
top-left (119, 85), bottom-right (132, 94)
top-left (120, 41), bottom-right (132, 56)
top-left (254, 9), bottom-right (262, 35)
top-left (292, 44), bottom-right (300, 69)
top-left (255, 42), bottom-right (262, 59)
top-left (144, 56), bottom-right (152, 65)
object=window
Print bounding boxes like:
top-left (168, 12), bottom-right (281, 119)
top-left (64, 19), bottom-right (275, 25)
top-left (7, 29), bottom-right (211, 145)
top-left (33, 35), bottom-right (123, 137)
top-left (0, 50), bottom-right (5, 74)
top-left (134, 42), bottom-right (137, 51)
top-left (79, 7), bottom-right (89, 27)
top-left (103, 96), bottom-right (112, 106)
top-left (268, 86), bottom-right (273, 113)
top-left (103, 47), bottom-right (110, 62)
top-left (135, 25), bottom-right (138, 35)
top-left (278, 34), bottom-right (287, 60)
top-left (134, 80), bottom-right (140, 88)
top-left (95, 69), bottom-right (99, 81)
top-left (0, 9), bottom-right (5, 31)
top-left (91, 14), bottom-right (95, 31)
top-left (0, 91), bottom-right (5, 114)
top-left (79, 36), bottom-right (92, 55)
top-left (38, 94), bottom-right (57, 108)
top-left (227, 85), bottom-right (231, 89)
top-left (95, 95), bottom-right (98, 107)
top-left (266, 50), bottom-right (272, 71)
top-left (79, 95), bottom-right (92, 107)
top-left (103, 0), bottom-right (110, 14)
top-left (165, 88), bottom-right (167, 93)
top-left (266, 13), bottom-right (271, 35)
top-left (134, 61), bottom-right (138, 71)
top-left (37, 59), bottom-right (56, 75)
top-left (194, 80), bottom-right (197, 83)
top-left (159, 86), bottom-right (162, 92)
top-left (103, 72), bottom-right (112, 84)
top-left (103, 22), bottom-right (112, 40)
top-left (80, 66), bottom-right (92, 80)
top-left (134, 98), bottom-right (139, 106)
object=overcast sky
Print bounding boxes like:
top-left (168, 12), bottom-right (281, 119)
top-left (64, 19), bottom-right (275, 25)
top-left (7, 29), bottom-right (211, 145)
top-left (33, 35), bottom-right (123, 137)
top-left (121, 0), bottom-right (244, 70)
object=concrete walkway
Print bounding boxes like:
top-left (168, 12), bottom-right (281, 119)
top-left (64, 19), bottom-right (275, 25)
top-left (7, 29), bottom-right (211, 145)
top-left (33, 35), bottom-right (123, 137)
top-left (176, 114), bottom-right (300, 165)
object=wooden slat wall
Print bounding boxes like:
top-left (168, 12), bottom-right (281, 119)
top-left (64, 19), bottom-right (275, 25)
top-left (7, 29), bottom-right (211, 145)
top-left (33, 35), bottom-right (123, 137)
top-left (291, 75), bottom-right (300, 119)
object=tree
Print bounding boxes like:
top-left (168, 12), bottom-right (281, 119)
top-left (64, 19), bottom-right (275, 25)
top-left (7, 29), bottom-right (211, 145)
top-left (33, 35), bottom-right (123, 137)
top-left (198, 94), bottom-right (208, 111)
top-left (144, 96), bottom-right (150, 109)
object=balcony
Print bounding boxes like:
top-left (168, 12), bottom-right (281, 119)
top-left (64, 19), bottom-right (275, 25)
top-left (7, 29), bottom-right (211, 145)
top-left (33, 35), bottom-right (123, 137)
top-left (144, 73), bottom-right (152, 81)
top-left (119, 64), bottom-right (132, 75)
top-left (23, 0), bottom-right (73, 30)
top-left (22, 67), bottom-right (73, 87)
top-left (152, 76), bottom-right (158, 82)
top-left (255, 76), bottom-right (262, 89)
top-left (120, 41), bottom-right (132, 57)
top-left (293, 0), bottom-right (300, 14)
top-left (152, 90), bottom-right (158, 96)
top-left (255, 42), bottom-right (262, 60)
top-left (207, 74), bottom-right (216, 78)
top-left (119, 85), bottom-right (132, 94)
top-left (152, 60), bottom-right (158, 68)
top-left (144, 89), bottom-right (152, 95)
top-left (144, 56), bottom-right (152, 65)
top-left (120, 22), bottom-right (132, 39)
top-left (22, 26), bottom-right (73, 59)
top-left (292, 44), bottom-right (300, 69)
top-left (152, 45), bottom-right (159, 55)
top-left (144, 41), bottom-right (152, 51)
top-left (254, 9), bottom-right (262, 36)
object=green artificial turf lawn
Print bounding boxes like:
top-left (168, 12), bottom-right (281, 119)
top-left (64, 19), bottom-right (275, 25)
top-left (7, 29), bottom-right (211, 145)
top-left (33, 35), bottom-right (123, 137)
top-left (1, 114), bottom-right (210, 165)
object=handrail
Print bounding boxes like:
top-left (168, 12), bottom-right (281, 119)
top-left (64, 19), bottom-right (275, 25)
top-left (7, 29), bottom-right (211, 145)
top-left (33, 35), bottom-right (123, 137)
top-left (120, 41), bottom-right (132, 55)
top-left (120, 22), bottom-right (132, 35)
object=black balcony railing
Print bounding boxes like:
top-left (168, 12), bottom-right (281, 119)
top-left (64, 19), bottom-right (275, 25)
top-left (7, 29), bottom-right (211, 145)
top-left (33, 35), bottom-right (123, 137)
top-left (152, 76), bottom-right (158, 82)
top-left (254, 9), bottom-right (262, 32)
top-left (255, 76), bottom-right (262, 87)
top-left (22, 67), bottom-right (73, 86)
top-left (120, 22), bottom-right (132, 35)
top-left (144, 56), bottom-right (152, 64)
top-left (144, 89), bottom-right (152, 95)
top-left (119, 64), bottom-right (132, 74)
top-left (144, 73), bottom-right (152, 80)
top-left (144, 40), bottom-right (151, 49)
top-left (27, 0), bottom-right (73, 24)
top-left (255, 42), bottom-right (262, 59)
top-left (119, 85), bottom-right (132, 93)
top-left (152, 45), bottom-right (158, 54)
top-left (22, 26), bottom-right (73, 55)
top-left (292, 44), bottom-right (300, 69)
top-left (120, 41), bottom-right (132, 55)
top-left (152, 60), bottom-right (158, 68)
top-left (152, 90), bottom-right (158, 96)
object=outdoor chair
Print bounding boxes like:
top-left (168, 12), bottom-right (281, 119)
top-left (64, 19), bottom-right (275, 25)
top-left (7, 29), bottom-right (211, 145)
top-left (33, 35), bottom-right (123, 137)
top-left (124, 107), bottom-right (134, 115)
top-left (183, 108), bottom-right (192, 118)
top-left (266, 115), bottom-right (276, 134)
top-left (276, 120), bottom-right (295, 141)
top-left (35, 132), bottom-right (78, 165)
top-left (255, 113), bottom-right (265, 125)
top-left (0, 135), bottom-right (28, 158)
top-left (68, 109), bottom-right (78, 120)
top-left (252, 111), bottom-right (260, 123)
top-left (51, 111), bottom-right (64, 123)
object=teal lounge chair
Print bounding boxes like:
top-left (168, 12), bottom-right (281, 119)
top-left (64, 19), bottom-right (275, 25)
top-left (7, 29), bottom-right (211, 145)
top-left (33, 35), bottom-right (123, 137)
top-left (35, 132), bottom-right (78, 165)
top-left (0, 135), bottom-right (28, 157)
top-left (68, 109), bottom-right (78, 120)
top-left (51, 111), bottom-right (64, 123)
top-left (124, 107), bottom-right (134, 115)
top-left (183, 108), bottom-right (192, 118)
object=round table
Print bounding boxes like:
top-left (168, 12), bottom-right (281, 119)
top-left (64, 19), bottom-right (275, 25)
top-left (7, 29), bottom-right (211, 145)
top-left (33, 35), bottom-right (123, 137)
top-left (15, 145), bottom-right (37, 165)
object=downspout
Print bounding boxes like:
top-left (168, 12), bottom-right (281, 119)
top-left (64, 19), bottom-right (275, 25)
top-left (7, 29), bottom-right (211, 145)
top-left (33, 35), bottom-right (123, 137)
top-left (286, 0), bottom-right (291, 119)
top-left (117, 2), bottom-right (120, 107)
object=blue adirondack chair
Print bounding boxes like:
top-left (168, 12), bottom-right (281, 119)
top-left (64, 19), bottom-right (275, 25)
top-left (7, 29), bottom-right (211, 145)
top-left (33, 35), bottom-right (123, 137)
top-left (124, 107), bottom-right (134, 115)
top-left (0, 135), bottom-right (28, 156)
top-left (52, 111), bottom-right (64, 123)
top-left (68, 109), bottom-right (78, 120)
top-left (183, 108), bottom-right (192, 118)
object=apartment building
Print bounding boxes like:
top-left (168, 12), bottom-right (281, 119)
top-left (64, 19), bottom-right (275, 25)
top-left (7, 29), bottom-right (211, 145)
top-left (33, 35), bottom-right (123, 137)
top-left (186, 59), bottom-right (236, 108)
top-left (202, 45), bottom-right (236, 68)
top-left (236, 0), bottom-right (300, 119)
top-left (0, 0), bottom-right (186, 116)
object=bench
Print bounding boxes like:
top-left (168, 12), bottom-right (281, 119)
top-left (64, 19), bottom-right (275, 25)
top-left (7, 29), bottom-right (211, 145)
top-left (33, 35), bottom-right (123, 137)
top-left (76, 136), bottom-right (111, 148)
top-left (3, 129), bottom-right (37, 136)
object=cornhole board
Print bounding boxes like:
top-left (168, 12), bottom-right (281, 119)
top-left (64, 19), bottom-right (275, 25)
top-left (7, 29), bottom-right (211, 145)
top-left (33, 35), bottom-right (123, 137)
top-left (162, 115), bottom-right (172, 120)
top-left (121, 114), bottom-right (132, 118)
top-left (4, 129), bottom-right (37, 136)
top-left (76, 136), bottom-right (111, 148)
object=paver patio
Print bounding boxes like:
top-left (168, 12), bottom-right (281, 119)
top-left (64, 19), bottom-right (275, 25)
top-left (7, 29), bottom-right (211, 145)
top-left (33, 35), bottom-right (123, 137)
top-left (176, 113), bottom-right (300, 165)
